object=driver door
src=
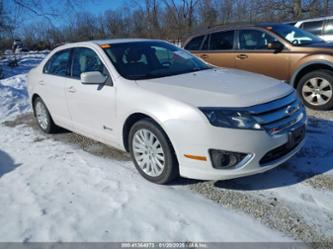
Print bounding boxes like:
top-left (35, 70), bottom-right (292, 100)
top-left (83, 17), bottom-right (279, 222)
top-left (235, 29), bottom-right (290, 80)
top-left (65, 47), bottom-right (116, 141)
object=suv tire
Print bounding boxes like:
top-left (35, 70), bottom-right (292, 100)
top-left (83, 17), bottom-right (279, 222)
top-left (297, 70), bottom-right (333, 110)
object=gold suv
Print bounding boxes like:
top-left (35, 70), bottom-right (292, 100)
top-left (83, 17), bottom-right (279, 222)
top-left (184, 24), bottom-right (333, 110)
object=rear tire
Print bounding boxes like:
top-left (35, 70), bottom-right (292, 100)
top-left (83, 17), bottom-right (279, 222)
top-left (129, 119), bottom-right (179, 184)
top-left (33, 97), bottom-right (58, 133)
top-left (297, 70), bottom-right (333, 110)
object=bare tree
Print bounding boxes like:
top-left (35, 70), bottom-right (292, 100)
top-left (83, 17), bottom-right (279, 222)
top-left (198, 0), bottom-right (218, 27)
top-left (2, 0), bottom-right (333, 51)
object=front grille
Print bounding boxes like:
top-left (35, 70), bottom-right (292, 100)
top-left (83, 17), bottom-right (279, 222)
top-left (259, 141), bottom-right (299, 165)
top-left (259, 124), bottom-right (305, 165)
top-left (248, 91), bottom-right (306, 135)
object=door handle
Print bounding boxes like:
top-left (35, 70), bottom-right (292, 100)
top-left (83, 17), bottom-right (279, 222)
top-left (68, 86), bottom-right (77, 93)
top-left (38, 80), bottom-right (45, 85)
top-left (201, 54), bottom-right (209, 59)
top-left (236, 54), bottom-right (248, 60)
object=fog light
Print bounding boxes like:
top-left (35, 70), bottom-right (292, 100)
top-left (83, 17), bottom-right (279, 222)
top-left (209, 149), bottom-right (248, 169)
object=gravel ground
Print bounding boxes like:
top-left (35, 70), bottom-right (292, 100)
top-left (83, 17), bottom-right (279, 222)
top-left (3, 109), bottom-right (333, 246)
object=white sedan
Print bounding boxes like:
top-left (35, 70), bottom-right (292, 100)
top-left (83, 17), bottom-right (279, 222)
top-left (28, 39), bottom-right (307, 184)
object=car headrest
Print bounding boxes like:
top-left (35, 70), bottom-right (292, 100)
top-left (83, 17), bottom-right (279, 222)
top-left (125, 48), bottom-right (144, 63)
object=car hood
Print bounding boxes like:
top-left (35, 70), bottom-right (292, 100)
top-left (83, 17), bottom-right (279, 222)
top-left (136, 68), bottom-right (293, 108)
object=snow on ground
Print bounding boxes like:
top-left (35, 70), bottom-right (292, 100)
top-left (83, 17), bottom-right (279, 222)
top-left (0, 124), bottom-right (289, 242)
top-left (0, 74), bottom-right (31, 120)
top-left (0, 53), bottom-right (44, 120)
top-left (0, 53), bottom-right (290, 242)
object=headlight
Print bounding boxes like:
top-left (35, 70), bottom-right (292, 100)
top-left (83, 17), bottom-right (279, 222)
top-left (200, 108), bottom-right (262, 130)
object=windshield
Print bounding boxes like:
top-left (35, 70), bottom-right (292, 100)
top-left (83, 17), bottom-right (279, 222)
top-left (269, 25), bottom-right (324, 46)
top-left (103, 41), bottom-right (211, 80)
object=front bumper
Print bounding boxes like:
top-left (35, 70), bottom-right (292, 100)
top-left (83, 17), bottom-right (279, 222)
top-left (166, 117), bottom-right (306, 181)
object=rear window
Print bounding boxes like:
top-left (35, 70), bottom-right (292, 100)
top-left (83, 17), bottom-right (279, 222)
top-left (301, 21), bottom-right (323, 36)
top-left (324, 19), bottom-right (333, 35)
top-left (43, 49), bottom-right (71, 76)
top-left (210, 30), bottom-right (234, 50)
top-left (184, 36), bottom-right (204, 50)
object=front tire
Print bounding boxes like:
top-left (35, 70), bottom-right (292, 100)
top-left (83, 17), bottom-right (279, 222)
top-left (33, 97), bottom-right (58, 133)
top-left (129, 119), bottom-right (179, 184)
top-left (297, 70), bottom-right (333, 110)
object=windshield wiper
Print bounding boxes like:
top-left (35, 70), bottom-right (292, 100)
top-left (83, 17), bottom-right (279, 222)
top-left (191, 67), bottom-right (211, 72)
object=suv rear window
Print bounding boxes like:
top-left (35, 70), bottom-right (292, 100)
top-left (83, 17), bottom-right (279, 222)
top-left (184, 36), bottom-right (204, 50)
top-left (301, 21), bottom-right (323, 36)
top-left (324, 19), bottom-right (333, 35)
top-left (210, 31), bottom-right (234, 50)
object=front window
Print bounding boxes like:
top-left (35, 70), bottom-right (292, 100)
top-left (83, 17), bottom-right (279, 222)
top-left (269, 25), bottom-right (324, 46)
top-left (103, 41), bottom-right (211, 80)
top-left (71, 47), bottom-right (108, 78)
top-left (239, 30), bottom-right (277, 50)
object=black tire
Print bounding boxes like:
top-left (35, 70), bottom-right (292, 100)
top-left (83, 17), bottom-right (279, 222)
top-left (128, 118), bottom-right (179, 184)
top-left (297, 70), bottom-right (333, 110)
top-left (33, 97), bottom-right (58, 133)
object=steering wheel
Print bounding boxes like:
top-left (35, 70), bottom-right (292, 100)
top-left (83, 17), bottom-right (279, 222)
top-left (292, 39), bottom-right (299, 45)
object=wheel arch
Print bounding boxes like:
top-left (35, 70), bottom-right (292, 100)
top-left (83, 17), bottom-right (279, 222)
top-left (122, 112), bottom-right (177, 160)
top-left (291, 61), bottom-right (333, 88)
top-left (31, 93), bottom-right (41, 116)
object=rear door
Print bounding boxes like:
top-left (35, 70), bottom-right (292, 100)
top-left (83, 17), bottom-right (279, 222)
top-left (40, 49), bottom-right (72, 126)
top-left (199, 30), bottom-right (237, 68)
top-left (65, 47), bottom-right (116, 141)
top-left (235, 29), bottom-right (290, 80)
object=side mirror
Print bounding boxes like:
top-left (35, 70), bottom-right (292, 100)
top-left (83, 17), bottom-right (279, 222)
top-left (80, 71), bottom-right (107, 84)
top-left (267, 41), bottom-right (284, 52)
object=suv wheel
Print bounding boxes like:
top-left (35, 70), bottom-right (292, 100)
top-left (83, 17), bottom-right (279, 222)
top-left (33, 97), bottom-right (58, 133)
top-left (129, 119), bottom-right (179, 184)
top-left (297, 70), bottom-right (333, 110)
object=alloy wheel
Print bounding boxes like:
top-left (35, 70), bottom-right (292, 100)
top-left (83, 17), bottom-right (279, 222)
top-left (35, 101), bottom-right (49, 130)
top-left (132, 128), bottom-right (165, 177)
top-left (302, 77), bottom-right (333, 106)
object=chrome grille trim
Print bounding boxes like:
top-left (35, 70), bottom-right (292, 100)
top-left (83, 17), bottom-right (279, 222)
top-left (253, 99), bottom-right (300, 125)
top-left (263, 109), bottom-right (304, 132)
top-left (248, 92), bottom-right (297, 114)
top-left (248, 91), bottom-right (306, 135)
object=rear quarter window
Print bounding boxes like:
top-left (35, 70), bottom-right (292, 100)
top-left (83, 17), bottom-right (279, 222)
top-left (184, 36), bottom-right (204, 50)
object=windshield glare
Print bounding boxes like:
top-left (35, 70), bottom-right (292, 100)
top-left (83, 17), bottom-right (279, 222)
top-left (270, 25), bottom-right (324, 46)
top-left (103, 41), bottom-right (211, 80)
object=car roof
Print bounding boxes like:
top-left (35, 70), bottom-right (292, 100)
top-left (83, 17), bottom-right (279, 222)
top-left (53, 38), bottom-right (166, 51)
top-left (296, 16), bottom-right (333, 23)
top-left (187, 24), bottom-right (255, 37)
top-left (92, 38), bottom-right (161, 45)
top-left (186, 23), bottom-right (286, 39)
top-left (68, 38), bottom-right (162, 46)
